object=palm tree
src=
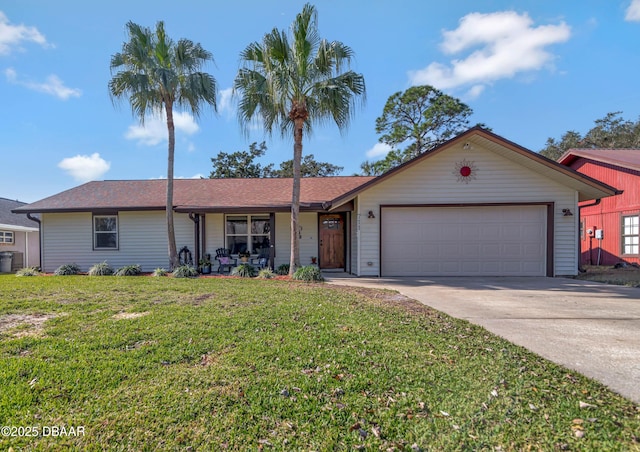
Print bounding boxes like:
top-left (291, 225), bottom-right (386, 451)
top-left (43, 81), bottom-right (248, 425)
top-left (109, 21), bottom-right (217, 269)
top-left (234, 3), bottom-right (365, 275)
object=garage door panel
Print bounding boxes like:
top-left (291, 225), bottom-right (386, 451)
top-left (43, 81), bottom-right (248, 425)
top-left (481, 243), bottom-right (501, 258)
top-left (463, 243), bottom-right (482, 258)
top-left (523, 243), bottom-right (543, 254)
top-left (382, 206), bottom-right (546, 276)
top-left (500, 226), bottom-right (522, 240)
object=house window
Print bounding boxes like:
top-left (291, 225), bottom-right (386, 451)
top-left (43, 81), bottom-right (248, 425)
top-left (94, 215), bottom-right (118, 250)
top-left (622, 215), bottom-right (639, 255)
top-left (225, 215), bottom-right (270, 254)
top-left (0, 231), bottom-right (14, 244)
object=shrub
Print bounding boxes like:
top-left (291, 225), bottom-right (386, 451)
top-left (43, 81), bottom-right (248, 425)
top-left (275, 264), bottom-right (290, 275)
top-left (231, 263), bottom-right (257, 278)
top-left (115, 264), bottom-right (142, 276)
top-left (88, 262), bottom-right (114, 276)
top-left (15, 267), bottom-right (41, 277)
top-left (257, 268), bottom-right (275, 279)
top-left (292, 265), bottom-right (324, 282)
top-left (172, 265), bottom-right (199, 278)
top-left (54, 263), bottom-right (81, 276)
top-left (152, 268), bottom-right (168, 277)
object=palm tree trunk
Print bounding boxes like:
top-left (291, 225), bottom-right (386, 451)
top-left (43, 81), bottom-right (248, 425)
top-left (289, 118), bottom-right (304, 276)
top-left (166, 103), bottom-right (179, 270)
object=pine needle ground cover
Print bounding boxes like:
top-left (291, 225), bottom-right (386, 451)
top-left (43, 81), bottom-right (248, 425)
top-left (0, 275), bottom-right (638, 450)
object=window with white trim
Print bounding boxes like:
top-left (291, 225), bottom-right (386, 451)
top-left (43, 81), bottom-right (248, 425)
top-left (93, 215), bottom-right (118, 250)
top-left (0, 231), bottom-right (14, 244)
top-left (622, 215), bottom-right (639, 255)
top-left (225, 215), bottom-right (270, 255)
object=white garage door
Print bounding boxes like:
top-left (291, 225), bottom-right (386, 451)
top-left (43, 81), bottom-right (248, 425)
top-left (381, 205), bottom-right (547, 276)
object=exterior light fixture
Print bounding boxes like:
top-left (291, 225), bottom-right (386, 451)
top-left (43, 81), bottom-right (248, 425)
top-left (562, 209), bottom-right (573, 216)
top-left (368, 210), bottom-right (375, 219)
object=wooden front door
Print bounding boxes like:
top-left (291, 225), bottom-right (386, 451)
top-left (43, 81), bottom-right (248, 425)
top-left (319, 214), bottom-right (345, 269)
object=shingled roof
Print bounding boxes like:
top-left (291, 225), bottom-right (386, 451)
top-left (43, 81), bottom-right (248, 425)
top-left (559, 148), bottom-right (640, 172)
top-left (12, 177), bottom-right (375, 214)
top-left (1, 197), bottom-right (39, 228)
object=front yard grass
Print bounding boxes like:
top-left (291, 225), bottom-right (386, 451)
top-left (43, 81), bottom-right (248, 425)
top-left (1, 275), bottom-right (638, 450)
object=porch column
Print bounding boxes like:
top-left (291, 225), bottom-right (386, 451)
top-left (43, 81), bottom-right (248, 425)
top-left (269, 212), bottom-right (275, 270)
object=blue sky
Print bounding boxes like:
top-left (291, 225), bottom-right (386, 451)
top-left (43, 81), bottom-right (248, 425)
top-left (2, 0), bottom-right (640, 203)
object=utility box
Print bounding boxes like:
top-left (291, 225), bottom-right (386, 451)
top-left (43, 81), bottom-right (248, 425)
top-left (0, 251), bottom-right (13, 273)
top-left (10, 252), bottom-right (23, 272)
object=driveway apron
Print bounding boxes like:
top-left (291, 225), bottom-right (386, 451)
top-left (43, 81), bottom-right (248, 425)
top-left (325, 276), bottom-right (640, 404)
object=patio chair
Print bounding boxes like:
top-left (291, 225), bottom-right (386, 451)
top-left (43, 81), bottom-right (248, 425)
top-left (251, 247), bottom-right (271, 269)
top-left (215, 248), bottom-right (237, 274)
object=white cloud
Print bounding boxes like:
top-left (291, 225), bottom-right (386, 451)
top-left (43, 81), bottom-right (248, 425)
top-left (365, 142), bottom-right (392, 159)
top-left (5, 67), bottom-right (81, 100)
top-left (125, 110), bottom-right (200, 146)
top-left (408, 11), bottom-right (571, 95)
top-left (0, 11), bottom-right (51, 55)
top-left (218, 87), bottom-right (234, 116)
top-left (626, 0), bottom-right (640, 21)
top-left (466, 84), bottom-right (486, 99)
top-left (58, 153), bottom-right (110, 182)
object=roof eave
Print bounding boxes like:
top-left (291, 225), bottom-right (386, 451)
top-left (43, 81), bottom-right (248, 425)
top-left (174, 203), bottom-right (330, 214)
top-left (559, 150), bottom-right (640, 173)
top-left (0, 223), bottom-right (38, 232)
top-left (12, 206), bottom-right (166, 214)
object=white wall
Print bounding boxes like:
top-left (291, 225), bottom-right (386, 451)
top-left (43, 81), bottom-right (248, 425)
top-left (41, 211), bottom-right (193, 272)
top-left (275, 212), bottom-right (318, 268)
top-left (203, 213), bottom-right (224, 259)
top-left (0, 229), bottom-right (40, 269)
top-left (355, 143), bottom-right (578, 276)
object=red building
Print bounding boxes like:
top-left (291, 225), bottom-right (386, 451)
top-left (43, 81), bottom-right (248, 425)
top-left (560, 149), bottom-right (640, 267)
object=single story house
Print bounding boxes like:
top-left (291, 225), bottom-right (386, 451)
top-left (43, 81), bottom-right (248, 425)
top-left (0, 197), bottom-right (40, 271)
top-left (559, 148), bottom-right (640, 267)
top-left (14, 128), bottom-right (620, 277)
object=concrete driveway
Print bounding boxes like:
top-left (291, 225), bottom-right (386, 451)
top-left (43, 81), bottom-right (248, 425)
top-left (325, 275), bottom-right (640, 404)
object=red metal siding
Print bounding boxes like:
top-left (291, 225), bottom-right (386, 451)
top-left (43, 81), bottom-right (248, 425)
top-left (570, 159), bottom-right (640, 266)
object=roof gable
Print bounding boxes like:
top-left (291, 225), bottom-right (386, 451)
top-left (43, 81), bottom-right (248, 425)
top-left (330, 127), bottom-right (621, 207)
top-left (559, 149), bottom-right (640, 173)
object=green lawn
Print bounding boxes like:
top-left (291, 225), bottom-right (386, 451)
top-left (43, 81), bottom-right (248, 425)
top-left (1, 275), bottom-right (638, 451)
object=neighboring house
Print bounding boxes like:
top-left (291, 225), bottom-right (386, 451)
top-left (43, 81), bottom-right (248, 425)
top-left (559, 149), bottom-right (640, 267)
top-left (0, 197), bottom-right (40, 271)
top-left (13, 128), bottom-right (619, 277)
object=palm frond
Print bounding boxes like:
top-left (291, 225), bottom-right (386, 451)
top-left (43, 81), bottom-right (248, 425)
top-left (234, 2), bottom-right (365, 137)
top-left (109, 20), bottom-right (217, 122)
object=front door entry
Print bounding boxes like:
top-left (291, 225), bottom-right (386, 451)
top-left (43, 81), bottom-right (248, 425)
top-left (319, 214), bottom-right (345, 269)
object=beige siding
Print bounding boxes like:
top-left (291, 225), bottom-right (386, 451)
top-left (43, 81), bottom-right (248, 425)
top-left (356, 144), bottom-right (578, 276)
top-left (42, 211), bottom-right (194, 272)
top-left (0, 229), bottom-right (40, 268)
top-left (275, 212), bottom-right (318, 269)
top-left (203, 213), bottom-right (224, 259)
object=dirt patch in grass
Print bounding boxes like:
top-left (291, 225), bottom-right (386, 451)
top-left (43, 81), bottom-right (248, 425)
top-left (112, 311), bottom-right (150, 320)
top-left (332, 285), bottom-right (442, 318)
top-left (574, 265), bottom-right (640, 287)
top-left (0, 313), bottom-right (57, 338)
